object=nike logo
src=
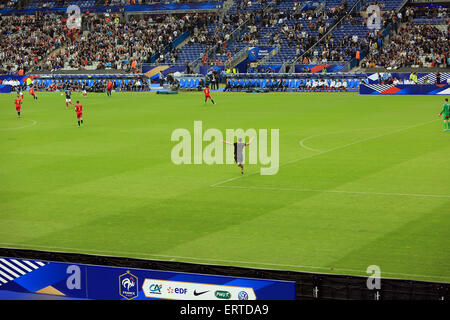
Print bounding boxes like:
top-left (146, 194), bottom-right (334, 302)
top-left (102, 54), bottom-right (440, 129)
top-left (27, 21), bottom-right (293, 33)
top-left (193, 290), bottom-right (209, 296)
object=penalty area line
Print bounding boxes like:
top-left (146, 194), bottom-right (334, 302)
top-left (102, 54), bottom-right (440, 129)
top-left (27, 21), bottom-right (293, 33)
top-left (0, 119), bottom-right (37, 131)
top-left (210, 118), bottom-right (440, 188)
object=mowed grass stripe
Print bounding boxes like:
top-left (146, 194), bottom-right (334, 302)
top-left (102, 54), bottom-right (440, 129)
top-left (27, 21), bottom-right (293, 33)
top-left (0, 92), bottom-right (448, 283)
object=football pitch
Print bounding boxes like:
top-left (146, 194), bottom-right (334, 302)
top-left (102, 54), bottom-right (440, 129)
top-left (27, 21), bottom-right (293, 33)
top-left (0, 90), bottom-right (449, 283)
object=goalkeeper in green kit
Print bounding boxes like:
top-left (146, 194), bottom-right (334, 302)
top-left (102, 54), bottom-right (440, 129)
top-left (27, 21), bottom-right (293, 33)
top-left (439, 98), bottom-right (450, 131)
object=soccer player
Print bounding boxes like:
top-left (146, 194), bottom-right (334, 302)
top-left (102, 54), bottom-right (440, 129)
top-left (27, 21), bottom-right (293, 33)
top-left (203, 85), bottom-right (215, 105)
top-left (222, 137), bottom-right (254, 174)
top-left (81, 81), bottom-right (87, 97)
top-left (29, 86), bottom-right (37, 100)
top-left (305, 80), bottom-right (312, 91)
top-left (439, 98), bottom-right (450, 131)
top-left (74, 100), bottom-right (84, 127)
top-left (329, 79), bottom-right (336, 91)
top-left (342, 80), bottom-right (348, 92)
top-left (106, 80), bottom-right (113, 96)
top-left (14, 94), bottom-right (23, 118)
top-left (65, 90), bottom-right (73, 109)
top-left (311, 79), bottom-right (318, 92)
top-left (16, 86), bottom-right (24, 100)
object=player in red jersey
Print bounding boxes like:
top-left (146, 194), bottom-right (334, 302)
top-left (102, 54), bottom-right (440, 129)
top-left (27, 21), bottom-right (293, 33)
top-left (14, 94), bottom-right (23, 118)
top-left (203, 85), bottom-right (215, 105)
top-left (106, 80), bottom-right (113, 97)
top-left (29, 86), bottom-right (38, 100)
top-left (74, 101), bottom-right (84, 127)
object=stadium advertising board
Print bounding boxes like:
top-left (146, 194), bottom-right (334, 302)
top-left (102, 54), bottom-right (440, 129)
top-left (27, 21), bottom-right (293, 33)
top-left (0, 257), bottom-right (296, 300)
top-left (248, 47), bottom-right (277, 62)
top-left (360, 84), bottom-right (450, 95)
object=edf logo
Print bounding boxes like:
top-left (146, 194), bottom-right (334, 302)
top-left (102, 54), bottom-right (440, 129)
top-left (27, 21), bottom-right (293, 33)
top-left (167, 286), bottom-right (188, 295)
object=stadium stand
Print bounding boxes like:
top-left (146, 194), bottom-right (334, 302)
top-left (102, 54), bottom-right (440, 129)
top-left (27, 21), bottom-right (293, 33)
top-left (360, 2), bottom-right (449, 70)
top-left (0, 0), bottom-right (448, 81)
top-left (0, 12), bottom-right (69, 74)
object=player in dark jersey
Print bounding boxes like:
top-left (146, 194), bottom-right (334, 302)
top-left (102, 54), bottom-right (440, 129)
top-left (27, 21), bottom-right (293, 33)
top-left (81, 81), bottom-right (87, 97)
top-left (65, 90), bottom-right (73, 109)
top-left (222, 137), bottom-right (254, 174)
top-left (16, 86), bottom-right (24, 100)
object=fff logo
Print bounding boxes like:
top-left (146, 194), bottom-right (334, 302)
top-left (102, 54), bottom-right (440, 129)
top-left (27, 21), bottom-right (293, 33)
top-left (119, 271), bottom-right (139, 300)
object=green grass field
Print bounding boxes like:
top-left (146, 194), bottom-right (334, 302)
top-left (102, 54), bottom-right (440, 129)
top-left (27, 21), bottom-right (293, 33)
top-left (1, 90), bottom-right (449, 283)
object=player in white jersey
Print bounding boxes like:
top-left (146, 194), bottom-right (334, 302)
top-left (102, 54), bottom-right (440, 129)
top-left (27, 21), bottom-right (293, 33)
top-left (342, 80), bottom-right (348, 91)
top-left (330, 79), bottom-right (336, 91)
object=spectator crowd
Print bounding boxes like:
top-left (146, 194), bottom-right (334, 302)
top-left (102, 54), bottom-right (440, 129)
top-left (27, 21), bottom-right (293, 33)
top-left (362, 21), bottom-right (448, 69)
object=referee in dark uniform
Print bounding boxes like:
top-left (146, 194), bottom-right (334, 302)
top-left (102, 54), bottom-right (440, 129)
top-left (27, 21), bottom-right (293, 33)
top-left (222, 137), bottom-right (254, 174)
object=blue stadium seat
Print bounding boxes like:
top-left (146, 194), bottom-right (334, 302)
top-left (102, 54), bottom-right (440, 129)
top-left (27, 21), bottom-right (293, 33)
top-left (348, 79), bottom-right (354, 88)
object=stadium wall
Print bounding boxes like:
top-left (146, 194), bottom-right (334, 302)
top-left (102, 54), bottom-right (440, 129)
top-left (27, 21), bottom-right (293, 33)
top-left (0, 248), bottom-right (448, 300)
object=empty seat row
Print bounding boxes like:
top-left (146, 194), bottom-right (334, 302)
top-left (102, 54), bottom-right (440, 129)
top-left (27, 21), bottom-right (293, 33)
top-left (179, 78), bottom-right (200, 89)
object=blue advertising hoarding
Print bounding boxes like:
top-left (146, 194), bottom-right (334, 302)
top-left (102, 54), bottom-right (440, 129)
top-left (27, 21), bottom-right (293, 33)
top-left (248, 47), bottom-right (277, 62)
top-left (360, 84), bottom-right (450, 95)
top-left (0, 257), bottom-right (296, 300)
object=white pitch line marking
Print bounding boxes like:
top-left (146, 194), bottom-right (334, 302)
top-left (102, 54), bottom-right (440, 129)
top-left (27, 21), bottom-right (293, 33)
top-left (0, 119), bottom-right (37, 131)
top-left (298, 127), bottom-right (403, 153)
top-left (210, 119), bottom-right (439, 187)
top-left (213, 185), bottom-right (450, 199)
top-left (0, 242), bottom-right (449, 281)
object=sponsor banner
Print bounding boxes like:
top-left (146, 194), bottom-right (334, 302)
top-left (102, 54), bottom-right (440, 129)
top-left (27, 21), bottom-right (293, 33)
top-left (257, 64), bottom-right (282, 73)
top-left (142, 65), bottom-right (187, 80)
top-left (366, 72), bottom-right (450, 84)
top-left (0, 256), bottom-right (296, 300)
top-left (0, 75), bottom-right (34, 86)
top-left (142, 279), bottom-right (256, 300)
top-left (294, 64), bottom-right (346, 73)
top-left (199, 65), bottom-right (225, 76)
top-left (360, 84), bottom-right (450, 95)
top-left (248, 47), bottom-right (277, 62)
